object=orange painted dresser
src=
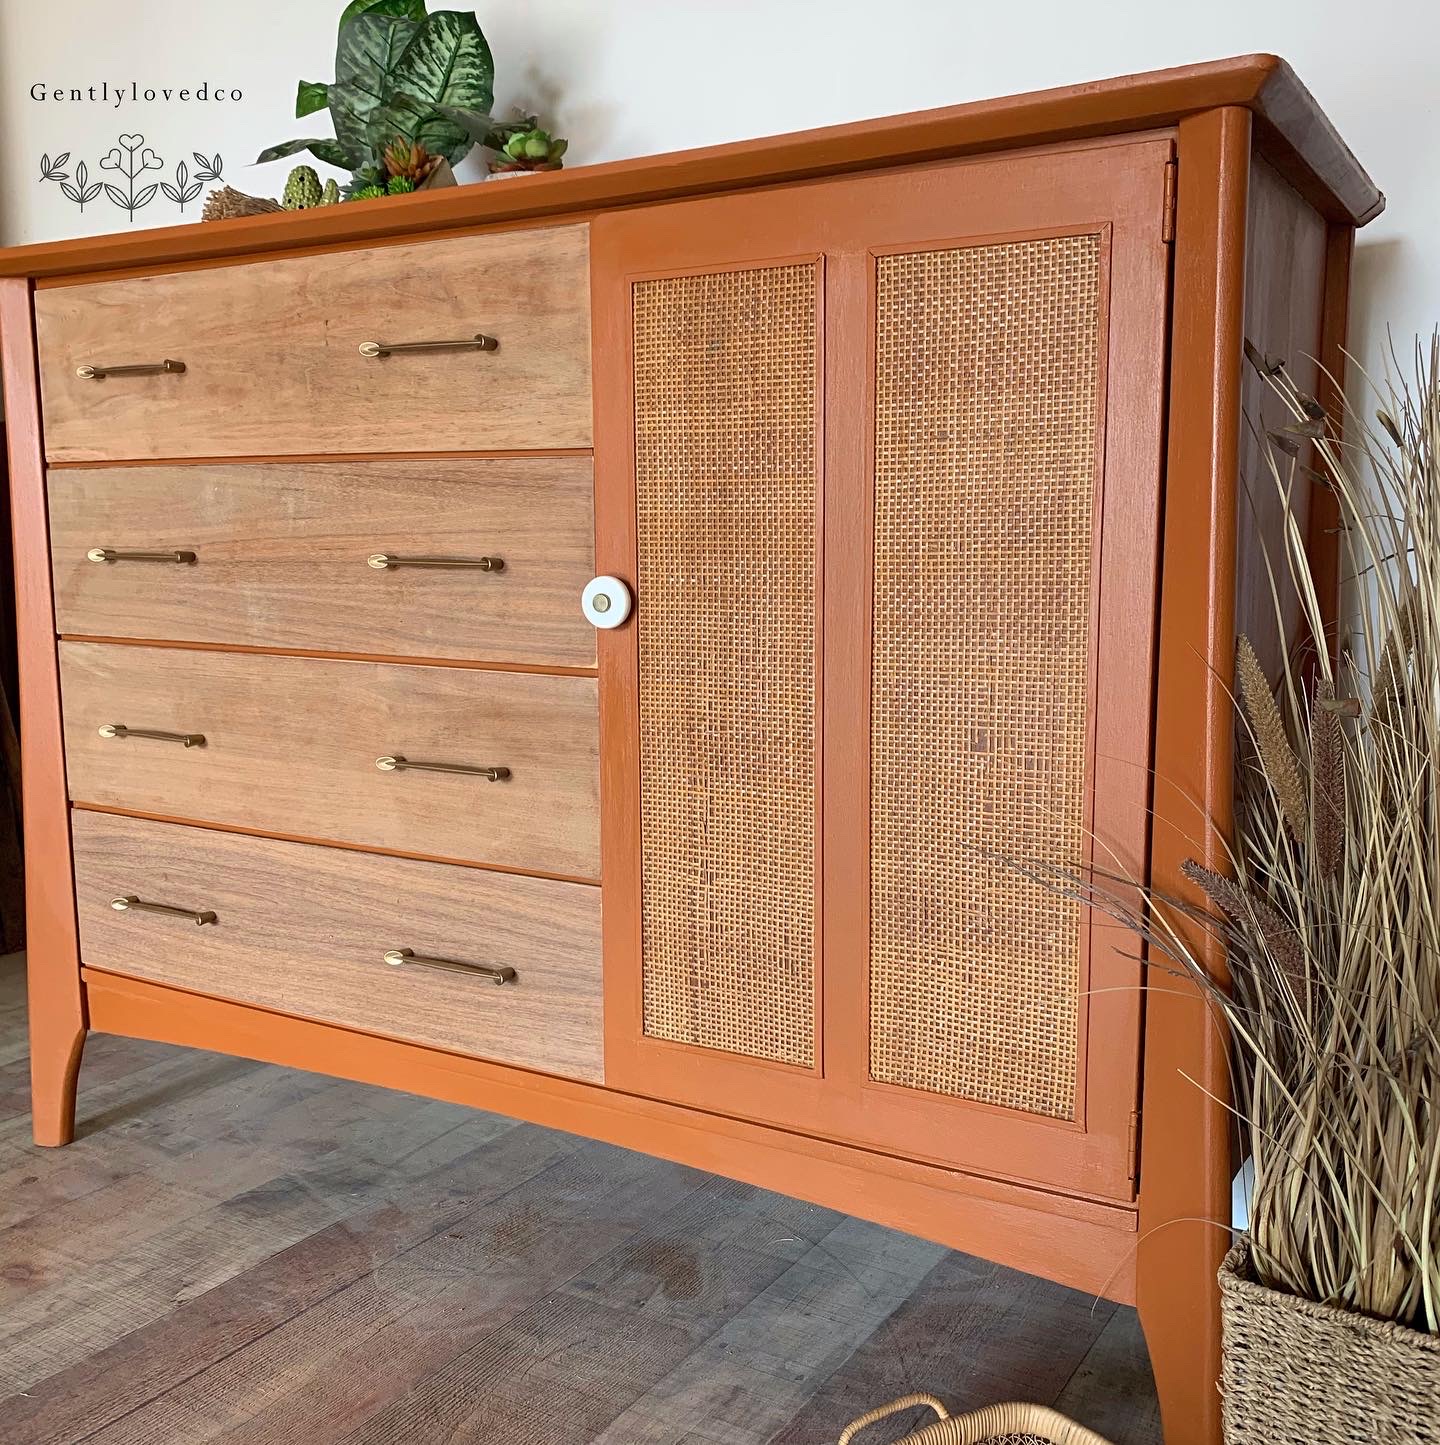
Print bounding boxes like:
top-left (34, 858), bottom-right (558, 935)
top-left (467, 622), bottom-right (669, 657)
top-left (0, 57), bottom-right (1379, 1445)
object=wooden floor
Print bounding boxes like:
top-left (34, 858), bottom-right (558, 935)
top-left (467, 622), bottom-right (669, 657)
top-left (0, 956), bottom-right (1160, 1443)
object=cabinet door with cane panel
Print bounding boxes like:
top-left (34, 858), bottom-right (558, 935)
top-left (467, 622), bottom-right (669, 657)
top-left (593, 135), bottom-right (1172, 1200)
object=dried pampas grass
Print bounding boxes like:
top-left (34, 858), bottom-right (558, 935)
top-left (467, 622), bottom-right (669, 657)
top-left (1020, 338), bottom-right (1440, 1332)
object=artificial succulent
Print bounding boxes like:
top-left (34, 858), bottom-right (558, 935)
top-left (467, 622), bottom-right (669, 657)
top-left (341, 162), bottom-right (386, 199)
top-left (383, 136), bottom-right (443, 185)
top-left (491, 127), bottom-right (567, 173)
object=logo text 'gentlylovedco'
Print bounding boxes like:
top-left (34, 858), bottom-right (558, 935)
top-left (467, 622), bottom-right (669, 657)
top-left (31, 81), bottom-right (244, 106)
top-left (33, 81), bottom-right (241, 224)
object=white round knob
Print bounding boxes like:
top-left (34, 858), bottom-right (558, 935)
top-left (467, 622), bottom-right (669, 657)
top-left (582, 575), bottom-right (633, 629)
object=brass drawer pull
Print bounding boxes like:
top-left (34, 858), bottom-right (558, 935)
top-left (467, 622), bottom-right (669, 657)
top-left (87, 548), bottom-right (197, 565)
top-left (99, 723), bottom-right (206, 748)
top-left (358, 335), bottom-right (498, 359)
top-left (375, 755), bottom-right (509, 781)
top-left (75, 359), bottom-right (186, 381)
top-left (111, 895), bottom-right (217, 926)
top-left (367, 553), bottom-right (504, 572)
top-left (383, 947), bottom-right (515, 986)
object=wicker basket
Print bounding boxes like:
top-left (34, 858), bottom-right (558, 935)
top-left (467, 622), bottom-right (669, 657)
top-left (837, 1394), bottom-right (1112, 1445)
top-left (1220, 1239), bottom-right (1440, 1443)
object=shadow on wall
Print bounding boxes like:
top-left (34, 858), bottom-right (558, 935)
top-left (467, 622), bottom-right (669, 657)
top-left (511, 60), bottom-right (623, 161)
top-left (482, 3), bottom-right (618, 169)
top-left (1349, 235), bottom-right (1408, 388)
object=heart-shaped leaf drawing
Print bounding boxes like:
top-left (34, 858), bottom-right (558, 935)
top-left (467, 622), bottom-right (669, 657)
top-left (46, 135), bottom-right (229, 219)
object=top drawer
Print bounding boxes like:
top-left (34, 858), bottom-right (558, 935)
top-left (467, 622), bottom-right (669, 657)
top-left (33, 224), bottom-right (591, 463)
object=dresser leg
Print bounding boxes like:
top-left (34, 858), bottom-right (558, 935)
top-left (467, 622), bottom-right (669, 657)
top-left (3, 276), bottom-right (90, 1149)
top-left (1136, 1232), bottom-right (1225, 1445)
top-left (1134, 977), bottom-right (1229, 1445)
top-left (29, 1011), bottom-right (86, 1147)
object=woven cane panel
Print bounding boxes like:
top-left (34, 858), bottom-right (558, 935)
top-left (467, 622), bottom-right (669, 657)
top-left (869, 235), bottom-right (1102, 1120)
top-left (633, 264), bottom-right (817, 1067)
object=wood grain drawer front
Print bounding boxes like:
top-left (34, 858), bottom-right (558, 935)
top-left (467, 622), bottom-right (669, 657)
top-left (34, 224), bottom-right (591, 462)
top-left (49, 458), bottom-right (595, 666)
top-left (71, 811), bottom-right (603, 1081)
top-left (60, 643), bottom-right (599, 878)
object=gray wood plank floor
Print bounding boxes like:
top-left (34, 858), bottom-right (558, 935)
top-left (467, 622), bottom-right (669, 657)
top-left (0, 955), bottom-right (1160, 1443)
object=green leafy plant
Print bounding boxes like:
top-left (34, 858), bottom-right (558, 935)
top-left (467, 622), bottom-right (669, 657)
top-left (257, 0), bottom-right (494, 196)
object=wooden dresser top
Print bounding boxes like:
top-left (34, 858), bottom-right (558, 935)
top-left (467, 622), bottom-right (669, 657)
top-left (0, 53), bottom-right (1380, 283)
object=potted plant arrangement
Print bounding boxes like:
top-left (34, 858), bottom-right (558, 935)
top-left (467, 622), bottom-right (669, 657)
top-left (487, 125), bottom-right (568, 177)
top-left (207, 1), bottom-right (567, 220)
top-left (1021, 346), bottom-right (1440, 1440)
top-left (258, 0), bottom-right (493, 195)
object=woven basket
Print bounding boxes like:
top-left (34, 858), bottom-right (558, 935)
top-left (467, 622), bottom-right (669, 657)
top-left (1220, 1239), bottom-right (1440, 1443)
top-left (837, 1394), bottom-right (1112, 1445)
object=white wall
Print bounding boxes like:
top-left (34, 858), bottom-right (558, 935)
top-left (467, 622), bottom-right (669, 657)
top-left (0, 0), bottom-right (1434, 382)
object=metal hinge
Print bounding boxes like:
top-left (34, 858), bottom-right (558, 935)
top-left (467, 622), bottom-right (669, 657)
top-left (1161, 159), bottom-right (1178, 244)
top-left (1127, 1109), bottom-right (1142, 1184)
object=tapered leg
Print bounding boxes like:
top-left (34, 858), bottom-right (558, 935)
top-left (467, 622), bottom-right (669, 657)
top-left (1135, 990), bottom-right (1230, 1445)
top-left (29, 999), bottom-right (85, 1146)
top-left (3, 277), bottom-right (88, 1148)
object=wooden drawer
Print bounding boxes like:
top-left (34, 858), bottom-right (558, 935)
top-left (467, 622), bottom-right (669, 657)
top-left (72, 811), bottom-right (603, 1081)
top-left (48, 458), bottom-right (596, 667)
top-left (60, 642), bottom-right (599, 878)
top-left (34, 224), bottom-right (591, 462)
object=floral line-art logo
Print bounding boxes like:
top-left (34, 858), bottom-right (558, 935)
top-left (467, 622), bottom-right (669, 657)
top-left (40, 135), bottom-right (224, 222)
